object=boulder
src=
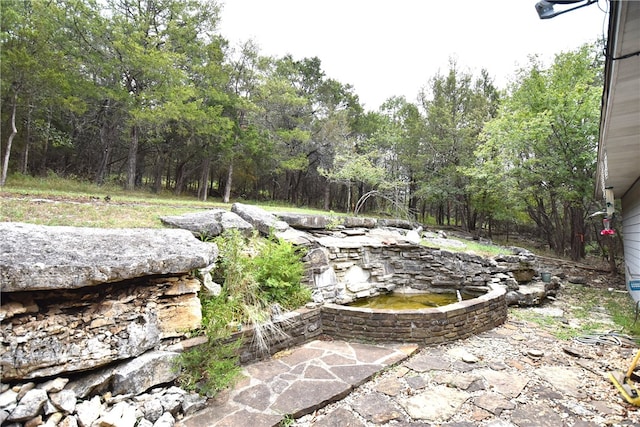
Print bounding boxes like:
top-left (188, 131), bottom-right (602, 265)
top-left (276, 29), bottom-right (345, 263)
top-left (304, 248), bottom-right (330, 269)
top-left (49, 389), bottom-right (77, 414)
top-left (181, 393), bottom-right (207, 416)
top-left (0, 222), bottom-right (218, 292)
top-left (231, 203), bottom-right (289, 235)
top-left (159, 209), bottom-right (225, 237)
top-left (274, 228), bottom-right (316, 246)
top-left (152, 412), bottom-right (175, 427)
top-left (505, 281), bottom-right (548, 306)
top-left (377, 218), bottom-right (414, 229)
top-left (403, 230), bottom-right (422, 245)
top-left (160, 209), bottom-right (253, 237)
top-left (216, 211), bottom-right (254, 235)
top-left (75, 396), bottom-right (103, 427)
top-left (95, 401), bottom-right (137, 427)
top-left (511, 268), bottom-right (536, 283)
top-left (7, 389), bottom-right (48, 423)
top-left (111, 351), bottom-right (180, 396)
top-left (277, 213), bottom-right (329, 230)
top-left (343, 217), bottom-right (377, 229)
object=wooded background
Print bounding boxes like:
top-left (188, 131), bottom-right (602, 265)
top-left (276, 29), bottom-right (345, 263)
top-left (1, 0), bottom-right (611, 260)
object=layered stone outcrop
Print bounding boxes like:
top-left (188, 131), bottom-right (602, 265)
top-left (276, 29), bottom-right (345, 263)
top-left (1, 275), bottom-right (202, 381)
top-left (1, 222), bottom-right (217, 382)
top-left (0, 222), bottom-right (217, 292)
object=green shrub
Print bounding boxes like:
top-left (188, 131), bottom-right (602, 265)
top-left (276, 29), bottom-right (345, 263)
top-left (213, 229), bottom-right (311, 315)
top-left (174, 339), bottom-right (241, 397)
top-left (250, 235), bottom-right (310, 309)
top-left (176, 229), bottom-right (311, 396)
top-left (175, 291), bottom-right (242, 396)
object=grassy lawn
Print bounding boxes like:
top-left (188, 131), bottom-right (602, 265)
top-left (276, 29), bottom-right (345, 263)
top-left (0, 173), bottom-right (327, 228)
top-left (510, 282), bottom-right (640, 340)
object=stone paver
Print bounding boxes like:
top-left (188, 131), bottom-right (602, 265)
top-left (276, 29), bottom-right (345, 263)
top-left (177, 340), bottom-right (417, 427)
top-left (401, 385), bottom-right (470, 421)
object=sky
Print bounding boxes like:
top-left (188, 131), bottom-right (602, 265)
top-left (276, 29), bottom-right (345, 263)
top-left (217, 0), bottom-right (609, 110)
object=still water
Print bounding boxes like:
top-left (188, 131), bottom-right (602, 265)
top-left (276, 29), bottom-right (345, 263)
top-left (347, 292), bottom-right (462, 310)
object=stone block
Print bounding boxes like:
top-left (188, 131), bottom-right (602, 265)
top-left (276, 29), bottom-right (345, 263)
top-left (111, 351), bottom-right (179, 396)
top-left (0, 222), bottom-right (217, 292)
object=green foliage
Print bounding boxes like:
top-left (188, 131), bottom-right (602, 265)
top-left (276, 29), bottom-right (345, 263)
top-left (0, 0), bottom-right (609, 259)
top-left (176, 224), bottom-right (311, 397)
top-left (250, 236), bottom-right (310, 309)
top-left (279, 415), bottom-right (295, 427)
top-left (213, 229), bottom-right (310, 315)
top-left (203, 229), bottom-right (311, 359)
top-left (416, 60), bottom-right (501, 227)
top-left (176, 334), bottom-right (241, 396)
top-left (467, 44), bottom-right (603, 257)
top-left (174, 336), bottom-right (241, 397)
top-left (175, 288), bottom-right (243, 396)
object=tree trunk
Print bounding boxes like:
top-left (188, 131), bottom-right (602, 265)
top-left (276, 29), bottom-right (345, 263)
top-left (173, 155), bottom-right (196, 196)
top-left (323, 178), bottom-right (331, 211)
top-left (223, 161), bottom-right (233, 203)
top-left (95, 100), bottom-right (114, 186)
top-left (1, 92), bottom-right (18, 187)
top-left (174, 162), bottom-right (187, 195)
top-left (569, 206), bottom-right (585, 261)
top-left (21, 103), bottom-right (33, 174)
top-left (95, 122), bottom-right (113, 186)
top-left (408, 174), bottom-right (417, 219)
top-left (199, 158), bottom-right (210, 201)
top-left (126, 125), bottom-right (138, 191)
top-left (152, 150), bottom-right (164, 194)
top-left (39, 112), bottom-right (52, 176)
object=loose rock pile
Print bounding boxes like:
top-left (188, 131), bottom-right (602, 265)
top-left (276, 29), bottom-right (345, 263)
top-left (0, 379), bottom-right (205, 427)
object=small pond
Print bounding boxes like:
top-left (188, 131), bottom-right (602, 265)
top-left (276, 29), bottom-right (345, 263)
top-left (347, 291), bottom-right (470, 310)
top-left (322, 283), bottom-right (508, 345)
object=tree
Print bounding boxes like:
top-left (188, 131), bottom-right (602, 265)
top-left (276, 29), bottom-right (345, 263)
top-left (376, 96), bottom-right (427, 218)
top-left (305, 77), bottom-right (364, 210)
top-left (318, 119), bottom-right (388, 213)
top-left (471, 44), bottom-right (602, 259)
top-left (0, 0), bottom-right (84, 185)
top-left (418, 60), bottom-right (500, 229)
top-left (87, 0), bottom-right (222, 191)
top-left (220, 40), bottom-right (267, 203)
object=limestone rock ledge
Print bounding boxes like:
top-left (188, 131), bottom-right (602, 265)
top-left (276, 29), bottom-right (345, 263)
top-left (0, 222), bottom-right (216, 382)
top-left (1, 274), bottom-right (203, 381)
top-left (0, 222), bottom-right (218, 292)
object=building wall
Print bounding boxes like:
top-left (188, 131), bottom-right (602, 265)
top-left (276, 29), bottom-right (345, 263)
top-left (622, 178), bottom-right (640, 299)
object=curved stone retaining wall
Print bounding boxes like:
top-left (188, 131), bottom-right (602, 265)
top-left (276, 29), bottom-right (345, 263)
top-left (320, 283), bottom-right (507, 345)
top-left (305, 235), bottom-right (531, 305)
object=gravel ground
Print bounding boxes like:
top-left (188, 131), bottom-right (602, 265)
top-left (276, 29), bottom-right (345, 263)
top-left (292, 282), bottom-right (640, 427)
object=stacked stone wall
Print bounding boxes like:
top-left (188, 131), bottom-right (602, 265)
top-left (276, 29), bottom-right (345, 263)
top-left (225, 307), bottom-right (323, 364)
top-left (305, 239), bottom-right (530, 304)
top-left (320, 284), bottom-right (507, 345)
top-left (1, 275), bottom-right (202, 381)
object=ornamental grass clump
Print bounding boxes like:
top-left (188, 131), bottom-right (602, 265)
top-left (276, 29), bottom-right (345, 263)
top-left (176, 229), bottom-right (311, 396)
top-left (211, 229), bottom-right (310, 354)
